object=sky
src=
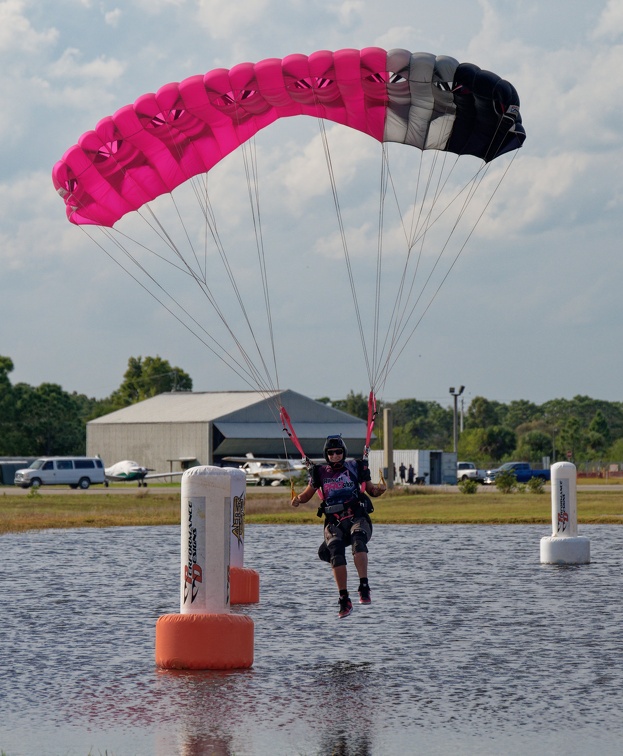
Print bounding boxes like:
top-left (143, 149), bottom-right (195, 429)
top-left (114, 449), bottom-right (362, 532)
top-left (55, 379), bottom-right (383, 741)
top-left (1, 0), bottom-right (623, 410)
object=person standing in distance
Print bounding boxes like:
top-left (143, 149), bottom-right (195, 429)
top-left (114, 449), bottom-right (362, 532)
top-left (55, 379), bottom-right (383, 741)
top-left (291, 435), bottom-right (386, 618)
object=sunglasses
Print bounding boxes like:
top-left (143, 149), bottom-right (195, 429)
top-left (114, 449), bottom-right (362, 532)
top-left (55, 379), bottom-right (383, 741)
top-left (327, 449), bottom-right (343, 456)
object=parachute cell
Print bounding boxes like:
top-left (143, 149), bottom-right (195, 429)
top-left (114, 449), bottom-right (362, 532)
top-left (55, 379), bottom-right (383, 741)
top-left (52, 47), bottom-right (525, 227)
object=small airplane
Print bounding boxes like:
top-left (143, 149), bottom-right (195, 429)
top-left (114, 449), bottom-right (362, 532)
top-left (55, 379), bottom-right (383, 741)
top-left (222, 453), bottom-right (308, 487)
top-left (104, 460), bottom-right (184, 487)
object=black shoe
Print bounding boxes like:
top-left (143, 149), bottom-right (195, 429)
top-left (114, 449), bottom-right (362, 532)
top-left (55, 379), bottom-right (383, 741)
top-left (358, 584), bottom-right (371, 604)
top-left (338, 595), bottom-right (353, 618)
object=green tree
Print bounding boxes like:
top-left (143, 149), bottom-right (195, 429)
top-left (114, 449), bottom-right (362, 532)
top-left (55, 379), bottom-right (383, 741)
top-left (558, 416), bottom-right (584, 463)
top-left (329, 390), bottom-right (369, 420)
top-left (110, 355), bottom-right (193, 408)
top-left (457, 428), bottom-right (489, 465)
top-left (515, 430), bottom-right (553, 462)
top-left (503, 399), bottom-right (540, 429)
top-left (0, 356), bottom-right (17, 454)
top-left (480, 426), bottom-right (517, 462)
top-left (586, 409), bottom-right (610, 456)
top-left (465, 396), bottom-right (502, 429)
top-left (12, 382), bottom-right (85, 455)
top-left (607, 437), bottom-right (623, 463)
top-left (390, 400), bottom-right (452, 449)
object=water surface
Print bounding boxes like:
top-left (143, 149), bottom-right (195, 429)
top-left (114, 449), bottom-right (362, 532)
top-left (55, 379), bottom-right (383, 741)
top-left (1, 524), bottom-right (621, 755)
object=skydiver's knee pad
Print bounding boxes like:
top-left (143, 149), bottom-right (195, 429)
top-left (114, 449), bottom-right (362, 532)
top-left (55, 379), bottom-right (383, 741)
top-left (351, 530), bottom-right (369, 554)
top-left (327, 538), bottom-right (346, 568)
top-left (318, 542), bottom-right (331, 563)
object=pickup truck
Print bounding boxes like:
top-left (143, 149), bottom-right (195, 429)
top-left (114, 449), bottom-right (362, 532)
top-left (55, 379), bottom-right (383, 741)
top-left (484, 461), bottom-right (551, 485)
top-left (457, 461), bottom-right (486, 483)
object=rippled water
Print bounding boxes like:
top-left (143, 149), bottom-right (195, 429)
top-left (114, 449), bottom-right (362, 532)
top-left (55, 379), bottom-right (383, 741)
top-left (1, 524), bottom-right (622, 755)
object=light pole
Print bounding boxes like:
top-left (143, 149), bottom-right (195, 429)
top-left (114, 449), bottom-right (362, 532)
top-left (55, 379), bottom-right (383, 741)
top-left (449, 386), bottom-right (465, 454)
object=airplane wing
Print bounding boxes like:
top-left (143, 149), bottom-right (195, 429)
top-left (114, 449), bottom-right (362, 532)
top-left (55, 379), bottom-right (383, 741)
top-left (144, 471), bottom-right (185, 480)
top-left (222, 455), bottom-right (307, 470)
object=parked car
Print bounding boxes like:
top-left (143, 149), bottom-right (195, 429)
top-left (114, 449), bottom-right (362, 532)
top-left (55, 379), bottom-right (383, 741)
top-left (14, 457), bottom-right (106, 489)
top-left (457, 461), bottom-right (485, 483)
top-left (484, 461), bottom-right (550, 485)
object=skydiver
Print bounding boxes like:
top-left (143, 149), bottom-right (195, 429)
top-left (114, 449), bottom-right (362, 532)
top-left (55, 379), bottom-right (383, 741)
top-left (291, 435), bottom-right (386, 618)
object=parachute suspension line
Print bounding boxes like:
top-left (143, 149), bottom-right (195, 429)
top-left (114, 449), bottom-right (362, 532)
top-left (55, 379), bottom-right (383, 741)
top-left (64, 118), bottom-right (278, 399)
top-left (75, 223), bottom-right (271, 391)
top-left (104, 201), bottom-right (275, 396)
top-left (377, 148), bottom-right (457, 380)
top-left (374, 164), bottom-right (488, 390)
top-left (124, 115), bottom-right (280, 398)
top-left (176, 150), bottom-right (280, 397)
top-left (377, 150), bottom-right (519, 386)
top-left (368, 145), bottom-right (453, 394)
top-left (316, 117), bottom-right (373, 388)
top-left (370, 142), bottom-right (508, 392)
top-left (370, 146), bottom-right (390, 394)
top-left (138, 199), bottom-right (277, 396)
top-left (239, 138), bottom-right (281, 394)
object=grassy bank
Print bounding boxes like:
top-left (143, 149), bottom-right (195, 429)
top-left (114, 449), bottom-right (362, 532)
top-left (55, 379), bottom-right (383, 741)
top-left (1, 485), bottom-right (622, 534)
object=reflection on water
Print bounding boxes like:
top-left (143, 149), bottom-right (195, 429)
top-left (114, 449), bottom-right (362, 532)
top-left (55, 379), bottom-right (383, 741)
top-left (1, 524), bottom-right (622, 755)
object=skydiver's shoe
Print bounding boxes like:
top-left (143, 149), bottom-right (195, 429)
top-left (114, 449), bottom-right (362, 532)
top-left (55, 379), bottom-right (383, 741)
top-left (338, 595), bottom-right (353, 618)
top-left (358, 584), bottom-right (371, 604)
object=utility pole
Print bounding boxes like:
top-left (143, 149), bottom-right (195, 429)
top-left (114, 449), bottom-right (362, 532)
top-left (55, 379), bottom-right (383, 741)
top-left (449, 386), bottom-right (465, 454)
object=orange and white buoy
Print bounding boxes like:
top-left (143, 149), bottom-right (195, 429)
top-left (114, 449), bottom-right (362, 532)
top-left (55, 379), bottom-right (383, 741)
top-left (540, 462), bottom-right (590, 565)
top-left (155, 466), bottom-right (254, 670)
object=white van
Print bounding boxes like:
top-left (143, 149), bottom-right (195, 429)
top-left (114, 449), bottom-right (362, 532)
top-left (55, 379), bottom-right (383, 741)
top-left (14, 457), bottom-right (106, 489)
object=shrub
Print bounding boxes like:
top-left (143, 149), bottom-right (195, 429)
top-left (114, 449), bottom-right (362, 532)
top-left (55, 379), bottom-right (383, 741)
top-left (495, 469), bottom-right (517, 494)
top-left (526, 476), bottom-right (546, 494)
top-left (458, 478), bottom-right (479, 494)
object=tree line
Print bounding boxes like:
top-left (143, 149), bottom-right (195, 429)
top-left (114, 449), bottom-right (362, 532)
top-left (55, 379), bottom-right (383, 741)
top-left (0, 355), bottom-right (191, 456)
top-left (319, 391), bottom-right (623, 467)
top-left (2, 354), bottom-right (622, 466)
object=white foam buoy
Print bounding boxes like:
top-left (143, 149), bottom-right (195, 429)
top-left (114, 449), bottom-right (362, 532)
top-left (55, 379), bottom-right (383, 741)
top-left (155, 466), bottom-right (254, 669)
top-left (540, 461), bottom-right (590, 565)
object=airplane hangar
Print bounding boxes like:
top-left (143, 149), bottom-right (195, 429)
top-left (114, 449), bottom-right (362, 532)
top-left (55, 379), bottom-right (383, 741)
top-left (86, 389), bottom-right (369, 475)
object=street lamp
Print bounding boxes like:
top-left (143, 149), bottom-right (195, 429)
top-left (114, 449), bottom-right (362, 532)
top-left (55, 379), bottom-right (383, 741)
top-left (449, 386), bottom-right (465, 454)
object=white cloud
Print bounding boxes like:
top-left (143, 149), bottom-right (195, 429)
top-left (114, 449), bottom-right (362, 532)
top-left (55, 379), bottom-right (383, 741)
top-left (592, 0), bottom-right (623, 40)
top-left (330, 0), bottom-right (365, 27)
top-left (270, 124), bottom-right (377, 215)
top-left (196, 0), bottom-right (271, 39)
top-left (48, 47), bottom-right (125, 81)
top-left (0, 0), bottom-right (58, 53)
top-left (104, 8), bottom-right (122, 27)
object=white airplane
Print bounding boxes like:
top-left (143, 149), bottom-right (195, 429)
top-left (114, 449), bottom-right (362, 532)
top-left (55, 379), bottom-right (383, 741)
top-left (222, 453), bottom-right (308, 487)
top-left (104, 460), bottom-right (184, 487)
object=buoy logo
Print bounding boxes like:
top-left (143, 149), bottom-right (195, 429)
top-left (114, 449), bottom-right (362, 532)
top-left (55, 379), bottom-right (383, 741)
top-left (232, 493), bottom-right (245, 545)
top-left (184, 500), bottom-right (203, 603)
top-left (557, 479), bottom-right (568, 534)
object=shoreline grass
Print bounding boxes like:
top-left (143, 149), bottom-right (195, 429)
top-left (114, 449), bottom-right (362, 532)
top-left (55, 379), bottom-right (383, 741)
top-left (1, 485), bottom-right (622, 534)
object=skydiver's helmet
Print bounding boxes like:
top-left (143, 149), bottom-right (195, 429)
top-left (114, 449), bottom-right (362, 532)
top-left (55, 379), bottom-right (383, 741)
top-left (324, 435), bottom-right (348, 467)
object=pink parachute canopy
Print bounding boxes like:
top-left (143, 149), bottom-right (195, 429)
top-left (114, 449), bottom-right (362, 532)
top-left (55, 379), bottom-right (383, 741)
top-left (52, 47), bottom-right (525, 227)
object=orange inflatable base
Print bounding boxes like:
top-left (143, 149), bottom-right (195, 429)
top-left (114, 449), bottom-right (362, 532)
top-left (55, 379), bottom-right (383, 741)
top-left (155, 612), bottom-right (254, 670)
top-left (230, 566), bottom-right (260, 604)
